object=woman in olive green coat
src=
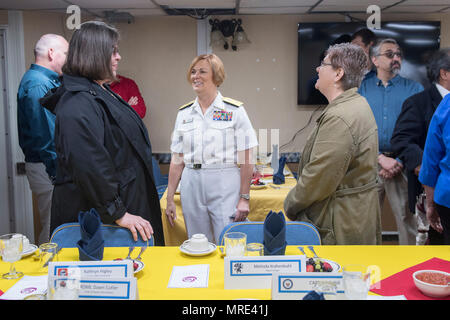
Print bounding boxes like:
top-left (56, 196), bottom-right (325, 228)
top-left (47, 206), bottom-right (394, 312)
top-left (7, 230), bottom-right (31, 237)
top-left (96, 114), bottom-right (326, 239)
top-left (284, 43), bottom-right (381, 245)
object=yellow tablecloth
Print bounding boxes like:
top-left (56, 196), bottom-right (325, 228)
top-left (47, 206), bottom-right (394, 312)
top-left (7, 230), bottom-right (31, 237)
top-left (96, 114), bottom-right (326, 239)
top-left (2, 245), bottom-right (449, 300)
top-left (160, 172), bottom-right (298, 246)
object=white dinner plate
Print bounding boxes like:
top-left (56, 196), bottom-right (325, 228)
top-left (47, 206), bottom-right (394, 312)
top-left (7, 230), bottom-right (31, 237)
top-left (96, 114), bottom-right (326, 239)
top-left (133, 259), bottom-right (144, 274)
top-left (21, 244), bottom-right (38, 258)
top-left (179, 242), bottom-right (217, 256)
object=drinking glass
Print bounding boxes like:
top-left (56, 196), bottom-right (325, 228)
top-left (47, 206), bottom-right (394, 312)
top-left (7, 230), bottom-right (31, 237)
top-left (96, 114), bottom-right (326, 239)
top-left (313, 280), bottom-right (339, 300)
top-left (224, 232), bottom-right (247, 257)
top-left (343, 264), bottom-right (371, 300)
top-left (47, 277), bottom-right (80, 300)
top-left (0, 234), bottom-right (24, 279)
top-left (246, 243), bottom-right (264, 256)
top-left (39, 242), bottom-right (58, 271)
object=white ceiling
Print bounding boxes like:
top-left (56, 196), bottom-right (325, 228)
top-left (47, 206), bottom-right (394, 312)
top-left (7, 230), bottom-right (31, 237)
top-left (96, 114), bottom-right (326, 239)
top-left (1, 0), bottom-right (449, 17)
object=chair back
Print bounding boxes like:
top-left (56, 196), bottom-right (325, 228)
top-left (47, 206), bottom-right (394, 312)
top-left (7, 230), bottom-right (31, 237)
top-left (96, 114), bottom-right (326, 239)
top-left (218, 221), bottom-right (321, 246)
top-left (152, 156), bottom-right (168, 187)
top-left (50, 223), bottom-right (153, 248)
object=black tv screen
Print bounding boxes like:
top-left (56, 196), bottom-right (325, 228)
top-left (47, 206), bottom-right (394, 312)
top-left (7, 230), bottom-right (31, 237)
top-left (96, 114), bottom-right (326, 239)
top-left (298, 21), bottom-right (441, 105)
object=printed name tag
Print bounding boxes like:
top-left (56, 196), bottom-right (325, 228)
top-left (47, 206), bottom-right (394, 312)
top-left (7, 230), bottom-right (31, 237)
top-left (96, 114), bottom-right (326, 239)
top-left (78, 278), bottom-right (137, 300)
top-left (272, 273), bottom-right (344, 300)
top-left (48, 276), bottom-right (137, 300)
top-left (48, 261), bottom-right (138, 300)
top-left (49, 260), bottom-right (134, 278)
top-left (224, 256), bottom-right (305, 289)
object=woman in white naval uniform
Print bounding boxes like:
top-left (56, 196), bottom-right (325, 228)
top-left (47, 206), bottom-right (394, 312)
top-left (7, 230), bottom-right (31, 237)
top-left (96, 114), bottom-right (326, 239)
top-left (166, 54), bottom-right (258, 244)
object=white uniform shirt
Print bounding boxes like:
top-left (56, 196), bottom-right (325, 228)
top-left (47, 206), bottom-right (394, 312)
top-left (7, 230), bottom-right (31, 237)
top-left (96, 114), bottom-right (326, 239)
top-left (170, 92), bottom-right (258, 166)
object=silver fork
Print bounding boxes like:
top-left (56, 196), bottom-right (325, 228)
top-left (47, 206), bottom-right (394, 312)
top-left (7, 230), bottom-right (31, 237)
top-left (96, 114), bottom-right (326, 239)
top-left (135, 247), bottom-right (147, 260)
top-left (125, 246), bottom-right (135, 260)
top-left (297, 246), bottom-right (307, 255)
top-left (307, 245), bottom-right (319, 258)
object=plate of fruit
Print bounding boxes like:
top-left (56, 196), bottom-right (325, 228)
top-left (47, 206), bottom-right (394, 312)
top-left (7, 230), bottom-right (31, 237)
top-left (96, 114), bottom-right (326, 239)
top-left (114, 258), bottom-right (144, 274)
top-left (251, 178), bottom-right (266, 190)
top-left (306, 257), bottom-right (341, 272)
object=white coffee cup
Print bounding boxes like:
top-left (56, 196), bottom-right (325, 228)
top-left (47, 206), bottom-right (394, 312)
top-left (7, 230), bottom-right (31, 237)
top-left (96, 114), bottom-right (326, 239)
top-left (184, 233), bottom-right (209, 252)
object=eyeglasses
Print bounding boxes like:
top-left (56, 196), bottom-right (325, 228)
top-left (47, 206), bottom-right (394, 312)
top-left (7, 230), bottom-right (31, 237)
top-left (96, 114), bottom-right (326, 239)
top-left (319, 61), bottom-right (333, 68)
top-left (377, 51), bottom-right (403, 59)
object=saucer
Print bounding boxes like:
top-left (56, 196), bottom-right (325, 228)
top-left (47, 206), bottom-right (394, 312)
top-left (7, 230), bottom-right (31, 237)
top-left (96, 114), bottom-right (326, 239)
top-left (21, 244), bottom-right (38, 258)
top-left (179, 242), bottom-right (217, 256)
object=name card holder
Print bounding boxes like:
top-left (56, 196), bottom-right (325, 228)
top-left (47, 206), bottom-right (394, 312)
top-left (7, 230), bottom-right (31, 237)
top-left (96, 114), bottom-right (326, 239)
top-left (48, 260), bottom-right (134, 278)
top-left (48, 260), bottom-right (138, 300)
top-left (224, 255), bottom-right (305, 289)
top-left (271, 272), bottom-right (344, 300)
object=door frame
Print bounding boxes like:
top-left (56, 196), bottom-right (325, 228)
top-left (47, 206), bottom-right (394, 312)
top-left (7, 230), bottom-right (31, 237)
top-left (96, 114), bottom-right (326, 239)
top-left (1, 11), bottom-right (34, 239)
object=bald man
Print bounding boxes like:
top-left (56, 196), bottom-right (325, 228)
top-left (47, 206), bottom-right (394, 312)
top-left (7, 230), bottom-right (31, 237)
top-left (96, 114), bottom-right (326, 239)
top-left (17, 34), bottom-right (68, 244)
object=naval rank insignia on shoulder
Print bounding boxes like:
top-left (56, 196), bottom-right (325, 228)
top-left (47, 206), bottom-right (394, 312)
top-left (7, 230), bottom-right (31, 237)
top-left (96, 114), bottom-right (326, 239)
top-left (222, 97), bottom-right (243, 108)
top-left (179, 101), bottom-right (194, 110)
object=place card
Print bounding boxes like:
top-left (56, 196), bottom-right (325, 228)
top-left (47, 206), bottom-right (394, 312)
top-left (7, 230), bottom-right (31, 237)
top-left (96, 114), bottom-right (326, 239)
top-left (0, 275), bottom-right (48, 300)
top-left (224, 255), bottom-right (305, 289)
top-left (271, 272), bottom-right (344, 300)
top-left (48, 260), bottom-right (134, 278)
top-left (47, 275), bottom-right (138, 300)
top-left (168, 264), bottom-right (210, 288)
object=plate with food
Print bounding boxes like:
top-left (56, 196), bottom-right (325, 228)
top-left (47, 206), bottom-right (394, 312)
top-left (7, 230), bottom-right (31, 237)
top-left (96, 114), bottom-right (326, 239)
top-left (251, 178), bottom-right (267, 190)
top-left (132, 259), bottom-right (145, 273)
top-left (114, 258), bottom-right (145, 274)
top-left (305, 257), bottom-right (341, 272)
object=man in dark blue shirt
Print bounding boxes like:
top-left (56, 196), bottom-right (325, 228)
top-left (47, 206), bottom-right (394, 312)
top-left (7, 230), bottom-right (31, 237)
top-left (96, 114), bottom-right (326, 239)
top-left (17, 34), bottom-right (68, 244)
top-left (359, 38), bottom-right (423, 245)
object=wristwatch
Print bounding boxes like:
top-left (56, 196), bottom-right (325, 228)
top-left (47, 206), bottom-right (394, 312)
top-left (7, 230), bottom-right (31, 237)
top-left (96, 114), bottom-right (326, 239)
top-left (239, 193), bottom-right (250, 200)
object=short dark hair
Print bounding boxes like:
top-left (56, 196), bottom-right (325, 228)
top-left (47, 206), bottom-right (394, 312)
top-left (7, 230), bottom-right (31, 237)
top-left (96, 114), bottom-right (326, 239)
top-left (63, 21), bottom-right (119, 81)
top-left (352, 28), bottom-right (377, 47)
top-left (426, 48), bottom-right (450, 83)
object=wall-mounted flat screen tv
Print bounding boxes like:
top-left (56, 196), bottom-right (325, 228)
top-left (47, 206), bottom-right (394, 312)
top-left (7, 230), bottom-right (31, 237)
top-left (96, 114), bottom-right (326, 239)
top-left (298, 21), bottom-right (441, 105)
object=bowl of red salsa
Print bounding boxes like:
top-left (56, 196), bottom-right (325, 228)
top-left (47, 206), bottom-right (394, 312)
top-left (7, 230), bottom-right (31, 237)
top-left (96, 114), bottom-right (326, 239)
top-left (412, 270), bottom-right (450, 298)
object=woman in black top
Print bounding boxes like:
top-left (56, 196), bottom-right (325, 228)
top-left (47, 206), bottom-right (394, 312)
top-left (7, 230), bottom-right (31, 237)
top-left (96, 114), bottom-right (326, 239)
top-left (41, 21), bottom-right (164, 245)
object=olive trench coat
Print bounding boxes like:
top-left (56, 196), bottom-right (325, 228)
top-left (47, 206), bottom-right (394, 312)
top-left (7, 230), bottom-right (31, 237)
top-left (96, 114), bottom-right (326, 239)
top-left (284, 88), bottom-right (381, 245)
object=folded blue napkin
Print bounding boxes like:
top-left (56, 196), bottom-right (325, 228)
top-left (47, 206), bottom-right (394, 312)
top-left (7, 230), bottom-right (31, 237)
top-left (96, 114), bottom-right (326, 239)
top-left (77, 208), bottom-right (105, 261)
top-left (303, 291), bottom-right (325, 300)
top-left (263, 210), bottom-right (287, 255)
top-left (273, 156), bottom-right (287, 185)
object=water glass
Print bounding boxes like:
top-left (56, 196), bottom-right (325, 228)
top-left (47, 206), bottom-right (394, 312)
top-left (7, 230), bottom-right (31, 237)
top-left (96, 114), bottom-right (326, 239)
top-left (343, 264), bottom-right (371, 300)
top-left (246, 243), bottom-right (264, 256)
top-left (0, 233), bottom-right (24, 279)
top-left (313, 281), bottom-right (339, 300)
top-left (47, 277), bottom-right (80, 300)
top-left (224, 232), bottom-right (247, 257)
top-left (39, 242), bottom-right (58, 271)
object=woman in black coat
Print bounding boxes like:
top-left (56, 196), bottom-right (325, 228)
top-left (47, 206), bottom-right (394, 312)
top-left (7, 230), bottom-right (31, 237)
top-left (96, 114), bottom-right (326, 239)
top-left (41, 21), bottom-right (164, 245)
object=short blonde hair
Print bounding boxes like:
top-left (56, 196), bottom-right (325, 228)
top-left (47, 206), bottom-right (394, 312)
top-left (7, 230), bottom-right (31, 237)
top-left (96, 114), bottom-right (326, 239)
top-left (187, 54), bottom-right (226, 87)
